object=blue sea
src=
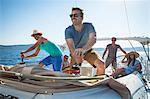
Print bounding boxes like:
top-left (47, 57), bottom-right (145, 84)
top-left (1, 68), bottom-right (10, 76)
top-left (0, 44), bottom-right (148, 66)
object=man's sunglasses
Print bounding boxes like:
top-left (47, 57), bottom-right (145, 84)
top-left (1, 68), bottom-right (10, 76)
top-left (112, 39), bottom-right (116, 41)
top-left (70, 13), bottom-right (82, 18)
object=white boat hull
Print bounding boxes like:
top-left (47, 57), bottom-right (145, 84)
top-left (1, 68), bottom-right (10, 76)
top-left (0, 84), bottom-right (121, 99)
top-left (0, 68), bottom-right (148, 99)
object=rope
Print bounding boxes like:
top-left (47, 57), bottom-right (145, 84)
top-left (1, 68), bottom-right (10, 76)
top-left (123, 0), bottom-right (131, 35)
top-left (123, 0), bottom-right (136, 52)
top-left (31, 93), bottom-right (39, 99)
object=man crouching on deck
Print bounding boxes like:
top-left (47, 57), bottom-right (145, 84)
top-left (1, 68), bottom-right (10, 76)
top-left (20, 30), bottom-right (63, 71)
top-left (65, 7), bottom-right (105, 76)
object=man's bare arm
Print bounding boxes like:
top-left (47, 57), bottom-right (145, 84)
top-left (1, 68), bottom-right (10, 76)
top-left (82, 32), bottom-right (96, 52)
top-left (66, 38), bottom-right (75, 56)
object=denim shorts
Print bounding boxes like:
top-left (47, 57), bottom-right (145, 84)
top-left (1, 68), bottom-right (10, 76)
top-left (40, 55), bottom-right (62, 71)
top-left (125, 66), bottom-right (136, 74)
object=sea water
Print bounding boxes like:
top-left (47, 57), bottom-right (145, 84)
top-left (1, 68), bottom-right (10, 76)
top-left (0, 45), bottom-right (49, 65)
top-left (0, 44), bottom-right (148, 66)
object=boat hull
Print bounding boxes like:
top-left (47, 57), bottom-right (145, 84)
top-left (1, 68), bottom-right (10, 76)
top-left (0, 69), bottom-right (148, 99)
top-left (0, 84), bottom-right (121, 99)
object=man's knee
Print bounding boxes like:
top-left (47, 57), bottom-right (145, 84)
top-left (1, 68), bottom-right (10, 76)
top-left (94, 59), bottom-right (105, 70)
top-left (39, 62), bottom-right (44, 67)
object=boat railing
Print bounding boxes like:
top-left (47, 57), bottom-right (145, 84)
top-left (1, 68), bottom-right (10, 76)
top-left (142, 60), bottom-right (150, 81)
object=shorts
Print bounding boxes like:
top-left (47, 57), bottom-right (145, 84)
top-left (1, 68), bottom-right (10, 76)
top-left (40, 55), bottom-right (62, 71)
top-left (124, 66), bottom-right (136, 74)
top-left (105, 58), bottom-right (117, 69)
top-left (70, 49), bottom-right (99, 68)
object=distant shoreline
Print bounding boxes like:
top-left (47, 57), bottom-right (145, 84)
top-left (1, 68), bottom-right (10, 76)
top-left (0, 44), bottom-right (148, 51)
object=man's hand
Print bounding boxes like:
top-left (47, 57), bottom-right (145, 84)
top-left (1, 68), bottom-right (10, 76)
top-left (20, 52), bottom-right (25, 58)
top-left (74, 48), bottom-right (84, 57)
top-left (73, 48), bottom-right (85, 64)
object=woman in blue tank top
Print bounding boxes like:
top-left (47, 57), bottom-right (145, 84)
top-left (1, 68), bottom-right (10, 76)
top-left (20, 30), bottom-right (63, 71)
top-left (111, 51), bottom-right (142, 78)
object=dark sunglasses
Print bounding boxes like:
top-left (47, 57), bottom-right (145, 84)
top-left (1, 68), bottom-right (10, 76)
top-left (70, 13), bottom-right (82, 18)
top-left (112, 39), bottom-right (116, 41)
top-left (64, 57), bottom-right (68, 59)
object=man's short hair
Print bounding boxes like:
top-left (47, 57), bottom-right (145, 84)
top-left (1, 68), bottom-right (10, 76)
top-left (72, 7), bottom-right (83, 17)
top-left (111, 37), bottom-right (116, 41)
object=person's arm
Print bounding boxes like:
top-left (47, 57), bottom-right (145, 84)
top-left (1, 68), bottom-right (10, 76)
top-left (23, 47), bottom-right (40, 58)
top-left (102, 46), bottom-right (108, 59)
top-left (121, 57), bottom-right (128, 63)
top-left (82, 32), bottom-right (96, 53)
top-left (21, 38), bottom-right (42, 54)
top-left (119, 46), bottom-right (126, 54)
top-left (66, 38), bottom-right (75, 56)
top-left (21, 37), bottom-right (46, 54)
top-left (66, 38), bottom-right (83, 64)
top-left (136, 63), bottom-right (142, 72)
top-left (73, 32), bottom-right (96, 59)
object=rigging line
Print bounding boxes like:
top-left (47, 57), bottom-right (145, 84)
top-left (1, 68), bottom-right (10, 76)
top-left (31, 93), bottom-right (39, 99)
top-left (123, 0), bottom-right (131, 34)
top-left (74, 0), bottom-right (78, 7)
top-left (142, 43), bottom-right (150, 62)
top-left (123, 0), bottom-right (136, 52)
top-left (148, 43), bottom-right (150, 60)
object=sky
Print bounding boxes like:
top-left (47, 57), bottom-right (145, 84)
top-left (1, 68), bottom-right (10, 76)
top-left (0, 0), bottom-right (149, 47)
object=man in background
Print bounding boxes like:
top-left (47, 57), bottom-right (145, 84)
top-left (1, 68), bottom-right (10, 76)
top-left (102, 37), bottom-right (126, 70)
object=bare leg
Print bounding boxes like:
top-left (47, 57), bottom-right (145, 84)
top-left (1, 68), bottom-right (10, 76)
top-left (94, 59), bottom-right (105, 76)
top-left (112, 60), bottom-right (117, 70)
top-left (111, 68), bottom-right (125, 78)
top-left (4, 67), bottom-right (10, 71)
top-left (0, 66), bottom-right (5, 71)
top-left (105, 58), bottom-right (112, 69)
